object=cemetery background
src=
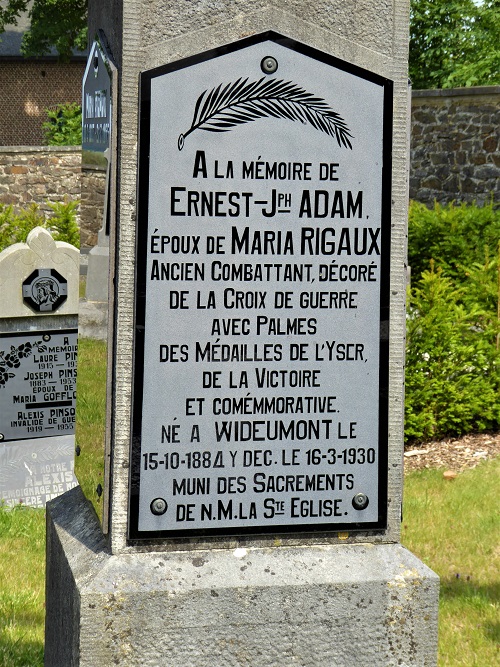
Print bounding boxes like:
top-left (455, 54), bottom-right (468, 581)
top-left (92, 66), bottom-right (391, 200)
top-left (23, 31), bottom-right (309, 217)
top-left (0, 107), bottom-right (499, 667)
top-left (1, 86), bottom-right (499, 244)
top-left (0, 2), bottom-right (500, 665)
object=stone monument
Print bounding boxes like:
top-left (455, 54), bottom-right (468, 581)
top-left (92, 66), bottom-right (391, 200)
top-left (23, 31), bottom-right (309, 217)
top-left (45, 1), bottom-right (439, 665)
top-left (0, 227), bottom-right (79, 507)
top-left (79, 33), bottom-right (117, 340)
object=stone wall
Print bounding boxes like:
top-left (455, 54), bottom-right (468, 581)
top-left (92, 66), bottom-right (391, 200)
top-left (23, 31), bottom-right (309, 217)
top-left (0, 146), bottom-right (81, 213)
top-left (410, 86), bottom-right (500, 207)
top-left (1, 88), bottom-right (498, 252)
top-left (80, 166), bottom-right (106, 247)
top-left (0, 146), bottom-right (106, 248)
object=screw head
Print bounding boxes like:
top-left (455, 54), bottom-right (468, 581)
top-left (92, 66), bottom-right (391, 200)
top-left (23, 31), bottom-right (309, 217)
top-left (261, 56), bottom-right (278, 74)
top-left (352, 493), bottom-right (369, 510)
top-left (150, 498), bottom-right (168, 516)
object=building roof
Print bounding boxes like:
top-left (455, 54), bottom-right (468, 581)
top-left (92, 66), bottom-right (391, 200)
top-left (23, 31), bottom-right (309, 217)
top-left (0, 9), bottom-right (29, 57)
top-left (0, 6), bottom-right (87, 59)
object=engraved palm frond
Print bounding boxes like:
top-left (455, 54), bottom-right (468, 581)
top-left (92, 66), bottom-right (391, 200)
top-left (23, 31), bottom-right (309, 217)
top-left (178, 77), bottom-right (353, 150)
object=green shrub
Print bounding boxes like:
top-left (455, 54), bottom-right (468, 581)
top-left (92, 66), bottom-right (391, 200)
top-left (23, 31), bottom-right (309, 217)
top-left (405, 266), bottom-right (500, 442)
top-left (408, 200), bottom-right (500, 282)
top-left (405, 200), bottom-right (500, 442)
top-left (42, 103), bottom-right (82, 146)
top-left (47, 200), bottom-right (80, 247)
top-left (408, 199), bottom-right (500, 326)
top-left (0, 203), bottom-right (45, 250)
top-left (0, 201), bottom-right (80, 252)
top-left (459, 245), bottom-right (500, 324)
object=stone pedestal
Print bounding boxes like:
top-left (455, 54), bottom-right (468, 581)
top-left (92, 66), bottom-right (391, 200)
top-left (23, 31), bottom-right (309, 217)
top-left (84, 227), bottom-right (109, 303)
top-left (46, 487), bottom-right (439, 667)
top-left (80, 225), bottom-right (109, 340)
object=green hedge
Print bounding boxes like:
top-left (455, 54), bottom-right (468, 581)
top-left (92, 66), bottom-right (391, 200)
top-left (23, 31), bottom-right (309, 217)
top-left (405, 201), bottom-right (500, 442)
top-left (0, 201), bottom-right (80, 253)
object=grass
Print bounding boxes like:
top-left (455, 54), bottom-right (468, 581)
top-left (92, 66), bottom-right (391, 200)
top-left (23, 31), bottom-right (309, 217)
top-left (401, 457), bottom-right (500, 666)
top-left (0, 338), bottom-right (498, 664)
top-left (0, 338), bottom-right (107, 667)
top-left (75, 338), bottom-right (107, 522)
top-left (1, 460), bottom-right (497, 665)
top-left (0, 506), bottom-right (45, 667)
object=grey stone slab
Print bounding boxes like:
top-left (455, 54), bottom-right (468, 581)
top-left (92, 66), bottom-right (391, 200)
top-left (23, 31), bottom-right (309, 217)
top-left (77, 300), bottom-right (108, 340)
top-left (45, 0), bottom-right (439, 664)
top-left (45, 486), bottom-right (439, 666)
top-left (1, 435), bottom-right (77, 507)
top-left (84, 244), bottom-right (110, 303)
top-left (89, 0), bottom-right (412, 553)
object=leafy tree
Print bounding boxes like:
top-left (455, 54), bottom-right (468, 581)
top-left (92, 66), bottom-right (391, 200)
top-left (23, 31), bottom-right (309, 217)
top-left (409, 0), bottom-right (500, 89)
top-left (446, 0), bottom-right (500, 87)
top-left (0, 0), bottom-right (87, 62)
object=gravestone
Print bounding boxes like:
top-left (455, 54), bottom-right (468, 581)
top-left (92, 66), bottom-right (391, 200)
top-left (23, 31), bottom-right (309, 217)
top-left (80, 33), bottom-right (118, 340)
top-left (0, 227), bottom-right (79, 507)
top-left (82, 35), bottom-right (112, 304)
top-left (45, 1), bottom-right (440, 665)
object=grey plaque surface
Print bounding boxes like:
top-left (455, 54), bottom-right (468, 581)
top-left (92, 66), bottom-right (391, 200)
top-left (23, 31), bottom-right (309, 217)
top-left (0, 330), bottom-right (77, 442)
top-left (132, 34), bottom-right (391, 537)
top-left (0, 434), bottom-right (77, 508)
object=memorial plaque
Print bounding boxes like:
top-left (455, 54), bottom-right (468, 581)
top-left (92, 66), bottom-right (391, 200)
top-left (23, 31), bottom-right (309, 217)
top-left (0, 435), bottom-right (78, 508)
top-left (0, 330), bottom-right (77, 442)
top-left (130, 32), bottom-right (392, 538)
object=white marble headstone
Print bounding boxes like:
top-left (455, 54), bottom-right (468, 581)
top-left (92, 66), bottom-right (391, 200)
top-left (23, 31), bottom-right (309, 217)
top-left (0, 226), bottom-right (79, 318)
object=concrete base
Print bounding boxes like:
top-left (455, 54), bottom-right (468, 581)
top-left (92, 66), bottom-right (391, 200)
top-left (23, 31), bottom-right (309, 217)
top-left (78, 299), bottom-right (108, 340)
top-left (85, 243), bottom-right (109, 303)
top-left (45, 487), bottom-right (439, 667)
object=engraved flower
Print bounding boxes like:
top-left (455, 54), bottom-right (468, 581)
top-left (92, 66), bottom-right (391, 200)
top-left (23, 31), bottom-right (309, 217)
top-left (17, 342), bottom-right (33, 359)
top-left (4, 349), bottom-right (20, 368)
top-left (0, 365), bottom-right (13, 385)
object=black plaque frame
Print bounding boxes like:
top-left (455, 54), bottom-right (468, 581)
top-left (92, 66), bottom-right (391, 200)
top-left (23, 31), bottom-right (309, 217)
top-left (129, 31), bottom-right (393, 541)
